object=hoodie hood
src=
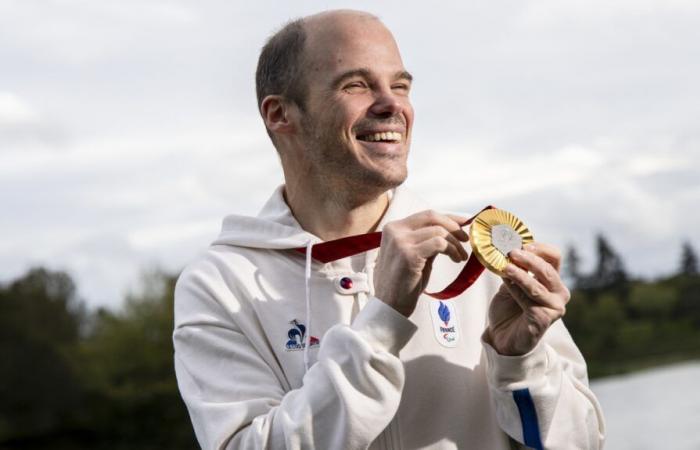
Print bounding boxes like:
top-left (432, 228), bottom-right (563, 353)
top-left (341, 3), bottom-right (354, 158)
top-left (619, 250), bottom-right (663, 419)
top-left (212, 184), bottom-right (429, 250)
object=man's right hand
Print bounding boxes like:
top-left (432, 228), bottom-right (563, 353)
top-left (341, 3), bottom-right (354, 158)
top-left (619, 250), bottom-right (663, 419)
top-left (373, 210), bottom-right (469, 317)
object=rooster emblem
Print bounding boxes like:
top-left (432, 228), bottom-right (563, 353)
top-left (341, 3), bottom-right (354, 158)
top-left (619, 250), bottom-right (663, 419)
top-left (285, 319), bottom-right (319, 350)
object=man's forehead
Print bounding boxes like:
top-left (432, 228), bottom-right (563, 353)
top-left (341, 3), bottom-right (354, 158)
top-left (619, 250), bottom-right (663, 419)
top-left (303, 12), bottom-right (404, 71)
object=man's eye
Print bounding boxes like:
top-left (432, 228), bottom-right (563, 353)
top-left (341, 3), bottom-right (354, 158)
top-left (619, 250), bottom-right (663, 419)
top-left (393, 83), bottom-right (410, 92)
top-left (344, 82), bottom-right (367, 91)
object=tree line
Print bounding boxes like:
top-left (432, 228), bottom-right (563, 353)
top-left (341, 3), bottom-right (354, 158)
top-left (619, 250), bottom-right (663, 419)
top-left (563, 237), bottom-right (700, 377)
top-left (0, 237), bottom-right (699, 448)
top-left (0, 270), bottom-right (196, 449)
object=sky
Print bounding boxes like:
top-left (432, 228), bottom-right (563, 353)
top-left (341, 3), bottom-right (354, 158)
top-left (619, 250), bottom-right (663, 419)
top-left (1, 0), bottom-right (699, 310)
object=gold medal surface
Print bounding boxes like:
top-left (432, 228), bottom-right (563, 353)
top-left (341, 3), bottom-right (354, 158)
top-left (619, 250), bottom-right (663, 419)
top-left (469, 208), bottom-right (534, 276)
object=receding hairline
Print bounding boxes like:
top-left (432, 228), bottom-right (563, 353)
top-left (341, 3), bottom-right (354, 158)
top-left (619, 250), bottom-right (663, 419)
top-left (302, 9), bottom-right (380, 29)
top-left (299, 10), bottom-right (402, 82)
top-left (295, 10), bottom-right (384, 59)
top-left (255, 10), bottom-right (383, 108)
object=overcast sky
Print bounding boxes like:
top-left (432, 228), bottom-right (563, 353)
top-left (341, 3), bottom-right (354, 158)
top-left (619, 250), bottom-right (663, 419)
top-left (1, 0), bottom-right (699, 310)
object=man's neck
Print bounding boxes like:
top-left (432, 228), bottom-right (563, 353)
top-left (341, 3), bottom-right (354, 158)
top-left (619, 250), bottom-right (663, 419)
top-left (283, 182), bottom-right (391, 242)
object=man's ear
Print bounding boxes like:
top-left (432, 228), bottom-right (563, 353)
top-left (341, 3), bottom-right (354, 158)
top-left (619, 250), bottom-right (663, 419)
top-left (260, 95), bottom-right (297, 135)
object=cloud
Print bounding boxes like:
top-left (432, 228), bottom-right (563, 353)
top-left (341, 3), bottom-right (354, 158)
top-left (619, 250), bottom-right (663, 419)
top-left (0, 92), bottom-right (36, 123)
top-left (0, 1), bottom-right (199, 64)
top-left (0, 92), bottom-right (69, 149)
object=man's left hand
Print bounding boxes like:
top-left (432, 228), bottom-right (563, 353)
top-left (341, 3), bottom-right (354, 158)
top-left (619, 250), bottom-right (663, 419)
top-left (484, 242), bottom-right (570, 356)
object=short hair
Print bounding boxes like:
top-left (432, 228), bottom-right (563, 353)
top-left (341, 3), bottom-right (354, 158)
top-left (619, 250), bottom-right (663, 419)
top-left (255, 18), bottom-right (308, 112)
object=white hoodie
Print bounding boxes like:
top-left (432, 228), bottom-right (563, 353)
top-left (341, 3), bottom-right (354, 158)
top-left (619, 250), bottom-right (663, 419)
top-left (173, 185), bottom-right (606, 450)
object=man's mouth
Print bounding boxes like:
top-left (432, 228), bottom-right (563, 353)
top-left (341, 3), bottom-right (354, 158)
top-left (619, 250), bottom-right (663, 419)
top-left (356, 131), bottom-right (403, 143)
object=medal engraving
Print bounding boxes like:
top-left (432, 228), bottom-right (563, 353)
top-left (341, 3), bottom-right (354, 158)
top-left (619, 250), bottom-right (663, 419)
top-left (491, 224), bottom-right (522, 256)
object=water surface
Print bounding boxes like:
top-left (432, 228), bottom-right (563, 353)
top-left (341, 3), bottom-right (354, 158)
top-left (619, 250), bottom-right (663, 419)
top-left (591, 362), bottom-right (700, 450)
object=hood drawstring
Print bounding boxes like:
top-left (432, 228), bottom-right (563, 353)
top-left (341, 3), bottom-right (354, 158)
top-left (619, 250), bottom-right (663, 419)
top-left (365, 249), bottom-right (376, 298)
top-left (303, 240), bottom-right (314, 372)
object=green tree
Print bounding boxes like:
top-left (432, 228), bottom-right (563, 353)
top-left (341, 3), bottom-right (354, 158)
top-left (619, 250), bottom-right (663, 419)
top-left (673, 275), bottom-right (700, 325)
top-left (563, 245), bottom-right (583, 289)
top-left (578, 234), bottom-right (630, 308)
top-left (679, 241), bottom-right (699, 276)
top-left (0, 267), bottom-right (85, 442)
top-left (628, 281), bottom-right (675, 321)
top-left (76, 270), bottom-right (197, 449)
top-left (592, 234), bottom-right (628, 288)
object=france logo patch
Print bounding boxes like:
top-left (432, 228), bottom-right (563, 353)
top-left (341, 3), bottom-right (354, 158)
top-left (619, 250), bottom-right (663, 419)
top-left (429, 300), bottom-right (459, 348)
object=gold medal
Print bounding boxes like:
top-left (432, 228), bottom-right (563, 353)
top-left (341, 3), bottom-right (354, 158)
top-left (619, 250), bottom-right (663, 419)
top-left (469, 208), bottom-right (534, 276)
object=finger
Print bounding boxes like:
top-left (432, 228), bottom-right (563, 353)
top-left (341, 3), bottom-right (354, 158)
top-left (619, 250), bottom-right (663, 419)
top-left (503, 263), bottom-right (563, 311)
top-left (509, 248), bottom-right (567, 295)
top-left (523, 242), bottom-right (562, 272)
top-left (502, 278), bottom-right (565, 327)
top-left (445, 214), bottom-right (470, 241)
top-left (446, 213), bottom-right (471, 229)
top-left (415, 235), bottom-right (464, 263)
top-left (410, 226), bottom-right (469, 260)
top-left (443, 231), bottom-right (469, 260)
top-left (402, 210), bottom-right (468, 240)
top-left (502, 277), bottom-right (536, 311)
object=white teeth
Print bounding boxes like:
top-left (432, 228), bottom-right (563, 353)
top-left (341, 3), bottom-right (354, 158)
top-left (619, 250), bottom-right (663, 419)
top-left (361, 131), bottom-right (402, 142)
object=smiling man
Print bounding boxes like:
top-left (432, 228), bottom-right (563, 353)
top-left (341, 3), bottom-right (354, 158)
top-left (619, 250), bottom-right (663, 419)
top-left (173, 10), bottom-right (605, 450)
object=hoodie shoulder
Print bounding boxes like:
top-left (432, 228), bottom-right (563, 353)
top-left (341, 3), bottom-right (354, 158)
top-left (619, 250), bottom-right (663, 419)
top-left (174, 245), bottom-right (265, 323)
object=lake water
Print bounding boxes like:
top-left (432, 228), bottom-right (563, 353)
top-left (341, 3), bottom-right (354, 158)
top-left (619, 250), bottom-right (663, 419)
top-left (590, 361), bottom-right (700, 450)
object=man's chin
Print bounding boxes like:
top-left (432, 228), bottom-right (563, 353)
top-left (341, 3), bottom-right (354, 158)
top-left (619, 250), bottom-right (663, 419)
top-left (358, 165), bottom-right (407, 191)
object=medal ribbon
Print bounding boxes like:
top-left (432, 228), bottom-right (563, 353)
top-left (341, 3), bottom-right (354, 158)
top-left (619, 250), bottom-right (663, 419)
top-left (295, 206), bottom-right (494, 300)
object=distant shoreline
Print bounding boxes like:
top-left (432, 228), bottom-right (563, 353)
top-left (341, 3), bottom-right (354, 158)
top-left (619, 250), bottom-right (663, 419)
top-left (588, 351), bottom-right (700, 380)
top-left (590, 357), bottom-right (700, 382)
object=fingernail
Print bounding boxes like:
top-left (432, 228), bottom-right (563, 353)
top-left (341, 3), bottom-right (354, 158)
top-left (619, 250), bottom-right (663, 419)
top-left (509, 249), bottom-right (522, 258)
top-left (504, 264), bottom-right (516, 275)
top-left (524, 244), bottom-right (536, 252)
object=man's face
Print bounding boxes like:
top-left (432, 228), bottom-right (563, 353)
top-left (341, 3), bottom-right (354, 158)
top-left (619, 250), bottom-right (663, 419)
top-left (296, 16), bottom-right (414, 192)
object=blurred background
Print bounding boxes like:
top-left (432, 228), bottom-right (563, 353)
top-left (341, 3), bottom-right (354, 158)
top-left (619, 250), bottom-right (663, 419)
top-left (1, 1), bottom-right (699, 448)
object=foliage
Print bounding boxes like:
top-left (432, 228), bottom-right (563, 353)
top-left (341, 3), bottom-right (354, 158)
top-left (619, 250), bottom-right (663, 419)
top-left (0, 268), bottom-right (197, 449)
top-left (564, 241), bottom-right (700, 378)
top-left (0, 268), bottom-right (84, 441)
top-left (679, 241), bottom-right (699, 276)
top-left (563, 245), bottom-right (581, 287)
top-left (575, 234), bottom-right (629, 302)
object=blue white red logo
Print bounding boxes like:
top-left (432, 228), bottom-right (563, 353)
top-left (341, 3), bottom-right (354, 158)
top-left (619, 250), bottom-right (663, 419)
top-left (429, 300), bottom-right (459, 347)
top-left (285, 319), bottom-right (320, 351)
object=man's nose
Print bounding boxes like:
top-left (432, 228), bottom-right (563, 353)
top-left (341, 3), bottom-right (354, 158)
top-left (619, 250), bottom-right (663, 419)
top-left (369, 87), bottom-right (404, 117)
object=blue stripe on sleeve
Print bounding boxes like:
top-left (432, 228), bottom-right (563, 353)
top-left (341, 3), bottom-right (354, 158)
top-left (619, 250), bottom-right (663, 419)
top-left (512, 388), bottom-right (544, 450)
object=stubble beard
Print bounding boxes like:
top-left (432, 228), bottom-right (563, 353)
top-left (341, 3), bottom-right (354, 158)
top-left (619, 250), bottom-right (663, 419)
top-left (299, 113), bottom-right (408, 205)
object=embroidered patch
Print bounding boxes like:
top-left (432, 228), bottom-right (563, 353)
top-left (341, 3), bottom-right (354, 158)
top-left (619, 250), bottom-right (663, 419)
top-left (285, 319), bottom-right (320, 351)
top-left (429, 300), bottom-right (459, 347)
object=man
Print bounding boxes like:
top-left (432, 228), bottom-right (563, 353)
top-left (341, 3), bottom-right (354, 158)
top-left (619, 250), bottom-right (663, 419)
top-left (173, 10), bottom-right (605, 450)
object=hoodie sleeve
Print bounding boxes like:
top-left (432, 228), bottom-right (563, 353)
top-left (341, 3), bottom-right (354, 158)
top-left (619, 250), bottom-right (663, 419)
top-left (173, 264), bottom-right (417, 450)
top-left (481, 320), bottom-right (606, 450)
